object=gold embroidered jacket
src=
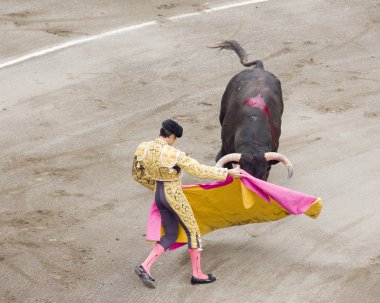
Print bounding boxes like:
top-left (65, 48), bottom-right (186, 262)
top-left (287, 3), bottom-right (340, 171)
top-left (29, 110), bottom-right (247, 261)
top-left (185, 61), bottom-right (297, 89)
top-left (132, 139), bottom-right (228, 190)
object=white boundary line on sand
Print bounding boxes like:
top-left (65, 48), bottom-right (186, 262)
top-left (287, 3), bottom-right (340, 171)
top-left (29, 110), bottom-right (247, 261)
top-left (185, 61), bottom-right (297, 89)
top-left (0, 0), bottom-right (269, 70)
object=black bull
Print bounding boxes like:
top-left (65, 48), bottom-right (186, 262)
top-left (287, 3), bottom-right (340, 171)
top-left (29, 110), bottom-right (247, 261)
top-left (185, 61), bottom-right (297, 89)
top-left (212, 41), bottom-right (293, 181)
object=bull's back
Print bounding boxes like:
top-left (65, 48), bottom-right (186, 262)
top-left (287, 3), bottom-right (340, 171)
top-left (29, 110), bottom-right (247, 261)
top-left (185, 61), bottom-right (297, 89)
top-left (221, 69), bottom-right (282, 121)
top-left (220, 69), bottom-right (284, 152)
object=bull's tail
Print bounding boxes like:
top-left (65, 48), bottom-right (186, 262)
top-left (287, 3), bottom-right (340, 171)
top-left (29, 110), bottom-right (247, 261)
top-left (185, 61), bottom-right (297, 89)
top-left (210, 40), bottom-right (264, 69)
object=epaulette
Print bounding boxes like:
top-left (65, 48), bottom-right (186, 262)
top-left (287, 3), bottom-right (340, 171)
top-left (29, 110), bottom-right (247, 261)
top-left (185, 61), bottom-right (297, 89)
top-left (135, 141), bottom-right (151, 161)
top-left (161, 145), bottom-right (185, 168)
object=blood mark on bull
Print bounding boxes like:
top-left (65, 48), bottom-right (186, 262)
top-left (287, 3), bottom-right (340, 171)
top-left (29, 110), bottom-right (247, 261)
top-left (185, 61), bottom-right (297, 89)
top-left (244, 94), bottom-right (279, 146)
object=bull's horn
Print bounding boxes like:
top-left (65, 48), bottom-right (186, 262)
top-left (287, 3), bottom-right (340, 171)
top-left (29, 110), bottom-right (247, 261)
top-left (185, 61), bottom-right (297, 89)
top-left (264, 152), bottom-right (294, 179)
top-left (216, 153), bottom-right (241, 167)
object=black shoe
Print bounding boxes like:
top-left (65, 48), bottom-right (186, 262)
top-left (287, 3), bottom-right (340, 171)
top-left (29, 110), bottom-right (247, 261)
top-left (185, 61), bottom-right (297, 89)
top-left (191, 274), bottom-right (216, 285)
top-left (134, 265), bottom-right (155, 289)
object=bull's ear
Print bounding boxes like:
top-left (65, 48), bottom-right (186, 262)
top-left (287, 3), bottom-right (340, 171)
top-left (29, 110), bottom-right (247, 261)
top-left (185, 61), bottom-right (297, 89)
top-left (268, 160), bottom-right (279, 165)
top-left (224, 162), bottom-right (234, 169)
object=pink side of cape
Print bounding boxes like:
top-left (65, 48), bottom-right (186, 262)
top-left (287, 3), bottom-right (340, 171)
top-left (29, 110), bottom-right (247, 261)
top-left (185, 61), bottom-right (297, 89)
top-left (146, 169), bottom-right (318, 250)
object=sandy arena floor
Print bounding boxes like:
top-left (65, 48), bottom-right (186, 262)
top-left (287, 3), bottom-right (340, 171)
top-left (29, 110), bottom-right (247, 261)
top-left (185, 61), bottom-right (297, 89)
top-left (0, 0), bottom-right (379, 302)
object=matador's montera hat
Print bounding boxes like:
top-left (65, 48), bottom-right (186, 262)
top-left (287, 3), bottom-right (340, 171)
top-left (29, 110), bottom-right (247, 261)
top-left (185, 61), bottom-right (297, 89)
top-left (162, 119), bottom-right (183, 138)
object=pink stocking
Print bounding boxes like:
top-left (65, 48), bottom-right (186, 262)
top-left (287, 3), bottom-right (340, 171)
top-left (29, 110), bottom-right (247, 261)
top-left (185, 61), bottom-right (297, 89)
top-left (188, 248), bottom-right (208, 279)
top-left (141, 243), bottom-right (165, 276)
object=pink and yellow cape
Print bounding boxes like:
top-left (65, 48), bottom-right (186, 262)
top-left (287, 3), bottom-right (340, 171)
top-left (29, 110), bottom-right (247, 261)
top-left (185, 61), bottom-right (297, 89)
top-left (146, 169), bottom-right (322, 250)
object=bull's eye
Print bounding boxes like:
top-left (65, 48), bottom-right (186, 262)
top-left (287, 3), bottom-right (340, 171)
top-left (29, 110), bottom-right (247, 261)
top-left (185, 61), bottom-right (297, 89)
top-left (250, 115), bottom-right (258, 121)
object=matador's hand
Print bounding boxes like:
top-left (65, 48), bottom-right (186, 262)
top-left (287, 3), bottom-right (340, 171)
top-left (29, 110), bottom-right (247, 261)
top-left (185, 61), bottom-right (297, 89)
top-left (227, 166), bottom-right (244, 179)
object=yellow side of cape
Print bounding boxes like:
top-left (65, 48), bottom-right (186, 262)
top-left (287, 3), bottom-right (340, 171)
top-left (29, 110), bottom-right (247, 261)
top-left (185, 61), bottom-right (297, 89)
top-left (160, 178), bottom-right (323, 243)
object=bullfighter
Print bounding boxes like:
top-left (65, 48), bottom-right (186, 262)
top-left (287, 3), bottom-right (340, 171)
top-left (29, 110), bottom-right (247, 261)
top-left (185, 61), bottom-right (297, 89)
top-left (132, 119), bottom-right (242, 288)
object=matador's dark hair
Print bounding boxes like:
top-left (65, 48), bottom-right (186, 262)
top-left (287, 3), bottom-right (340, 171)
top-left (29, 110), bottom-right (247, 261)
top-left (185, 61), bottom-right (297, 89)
top-left (160, 119), bottom-right (183, 138)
